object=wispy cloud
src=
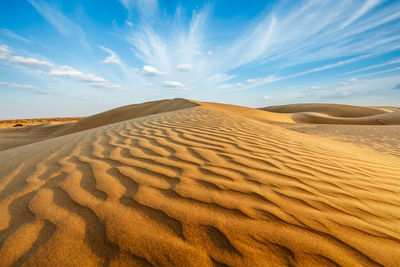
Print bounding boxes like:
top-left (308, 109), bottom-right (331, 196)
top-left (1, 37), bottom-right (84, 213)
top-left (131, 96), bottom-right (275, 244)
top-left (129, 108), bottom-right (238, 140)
top-left (119, 0), bottom-right (158, 18)
top-left (2, 0), bottom-right (400, 108)
top-left (347, 58), bottom-right (400, 74)
top-left (1, 29), bottom-right (30, 43)
top-left (339, 0), bottom-right (381, 30)
top-left (121, 0), bottom-right (400, 98)
top-left (28, 0), bottom-right (86, 43)
top-left (357, 66), bottom-right (400, 77)
top-left (99, 46), bottom-right (121, 65)
top-left (0, 81), bottom-right (50, 94)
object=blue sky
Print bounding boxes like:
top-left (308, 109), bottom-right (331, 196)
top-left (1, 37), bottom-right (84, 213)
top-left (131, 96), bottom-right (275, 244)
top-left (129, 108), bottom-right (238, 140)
top-left (1, 0), bottom-right (400, 119)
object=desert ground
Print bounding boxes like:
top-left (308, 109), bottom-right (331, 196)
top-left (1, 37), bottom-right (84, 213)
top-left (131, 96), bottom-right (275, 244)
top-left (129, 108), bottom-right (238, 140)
top-left (0, 99), bottom-right (399, 266)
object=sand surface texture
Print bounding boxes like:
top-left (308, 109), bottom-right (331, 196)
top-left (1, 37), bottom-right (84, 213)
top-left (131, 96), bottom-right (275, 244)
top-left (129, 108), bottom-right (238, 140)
top-left (261, 103), bottom-right (400, 158)
top-left (0, 99), bottom-right (399, 266)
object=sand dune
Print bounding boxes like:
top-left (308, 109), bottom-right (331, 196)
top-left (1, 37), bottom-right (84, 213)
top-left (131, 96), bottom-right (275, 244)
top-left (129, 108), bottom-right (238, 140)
top-left (0, 100), bottom-right (399, 266)
top-left (292, 110), bottom-right (400, 125)
top-left (56, 98), bottom-right (198, 136)
top-left (261, 103), bottom-right (400, 125)
top-left (260, 103), bottom-right (387, 118)
top-left (0, 98), bottom-right (198, 151)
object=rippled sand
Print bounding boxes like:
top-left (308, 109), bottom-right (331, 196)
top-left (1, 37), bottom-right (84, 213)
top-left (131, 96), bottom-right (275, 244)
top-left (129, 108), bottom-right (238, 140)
top-left (0, 99), bottom-right (399, 266)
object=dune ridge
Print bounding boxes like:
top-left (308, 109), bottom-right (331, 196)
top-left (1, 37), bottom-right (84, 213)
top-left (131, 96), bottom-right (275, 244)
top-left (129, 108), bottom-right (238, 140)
top-left (0, 101), bottom-right (399, 266)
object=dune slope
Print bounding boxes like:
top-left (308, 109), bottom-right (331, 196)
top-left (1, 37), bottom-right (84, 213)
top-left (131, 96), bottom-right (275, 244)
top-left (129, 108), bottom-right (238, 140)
top-left (0, 122), bottom-right (75, 151)
top-left (0, 103), bottom-right (400, 266)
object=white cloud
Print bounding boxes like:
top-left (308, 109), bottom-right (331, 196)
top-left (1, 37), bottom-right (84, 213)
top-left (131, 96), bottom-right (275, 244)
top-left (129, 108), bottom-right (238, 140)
top-left (125, 20), bottom-right (133, 27)
top-left (236, 83), bottom-right (243, 87)
top-left (162, 81), bottom-right (188, 90)
top-left (142, 65), bottom-right (165, 75)
top-left (48, 65), bottom-right (121, 89)
top-left (49, 65), bottom-right (102, 81)
top-left (0, 45), bottom-right (53, 68)
top-left (9, 56), bottom-right (53, 68)
top-left (263, 95), bottom-right (270, 100)
top-left (176, 63), bottom-right (192, 71)
top-left (246, 79), bottom-right (257, 83)
top-left (99, 46), bottom-right (121, 65)
top-left (1, 29), bottom-right (30, 43)
top-left (0, 81), bottom-right (50, 94)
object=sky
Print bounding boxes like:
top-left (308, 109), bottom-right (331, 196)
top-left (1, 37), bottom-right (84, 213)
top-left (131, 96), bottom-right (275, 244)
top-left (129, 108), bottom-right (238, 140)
top-left (0, 0), bottom-right (400, 119)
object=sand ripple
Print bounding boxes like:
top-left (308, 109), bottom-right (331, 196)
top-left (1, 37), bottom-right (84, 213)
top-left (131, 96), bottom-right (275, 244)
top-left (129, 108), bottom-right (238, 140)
top-left (0, 105), bottom-right (399, 266)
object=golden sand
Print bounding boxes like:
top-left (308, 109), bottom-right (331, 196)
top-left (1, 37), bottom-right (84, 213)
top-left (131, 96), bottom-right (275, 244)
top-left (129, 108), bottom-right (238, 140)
top-left (0, 99), bottom-right (399, 266)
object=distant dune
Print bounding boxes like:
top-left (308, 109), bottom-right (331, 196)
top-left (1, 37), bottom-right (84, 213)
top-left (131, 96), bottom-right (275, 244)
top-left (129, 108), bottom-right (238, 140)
top-left (260, 103), bottom-right (387, 117)
top-left (0, 99), bottom-right (399, 266)
top-left (0, 117), bottom-right (82, 128)
top-left (260, 103), bottom-right (400, 125)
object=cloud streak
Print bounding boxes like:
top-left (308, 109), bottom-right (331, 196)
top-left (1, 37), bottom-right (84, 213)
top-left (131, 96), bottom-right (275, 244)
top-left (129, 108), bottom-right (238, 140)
top-left (340, 0), bottom-right (381, 29)
top-left (28, 0), bottom-right (86, 42)
top-left (1, 29), bottom-right (30, 43)
top-left (99, 46), bottom-right (121, 65)
top-left (0, 81), bottom-right (50, 94)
